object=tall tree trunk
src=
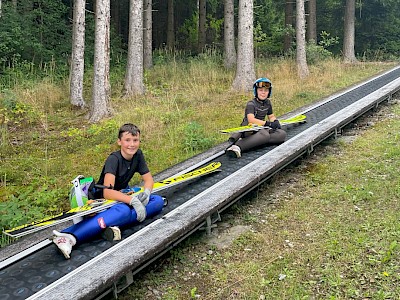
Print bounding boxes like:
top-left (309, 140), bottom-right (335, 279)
top-left (0, 0), bottom-right (2, 18)
top-left (143, 0), bottom-right (153, 69)
top-left (296, 0), bottom-right (309, 79)
top-left (124, 0), bottom-right (144, 96)
top-left (343, 0), bottom-right (357, 63)
top-left (307, 0), bottom-right (317, 43)
top-left (198, 0), bottom-right (206, 53)
top-left (223, 0), bottom-right (236, 69)
top-left (70, 0), bottom-right (86, 108)
top-left (90, 0), bottom-right (112, 123)
top-left (232, 0), bottom-right (255, 92)
top-left (284, 0), bottom-right (294, 53)
top-left (166, 0), bottom-right (175, 50)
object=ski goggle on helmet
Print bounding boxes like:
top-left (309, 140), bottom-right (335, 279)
top-left (253, 77), bottom-right (272, 97)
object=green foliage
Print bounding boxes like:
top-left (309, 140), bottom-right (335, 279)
top-left (0, 90), bottom-right (40, 127)
top-left (182, 122), bottom-right (213, 154)
top-left (356, 0), bottom-right (400, 60)
top-left (252, 0), bottom-right (286, 57)
top-left (254, 22), bottom-right (267, 44)
top-left (169, 247), bottom-right (187, 263)
top-left (0, 5), bottom-right (24, 65)
top-left (0, 1), bottom-right (71, 67)
top-left (207, 14), bottom-right (224, 44)
top-left (0, 178), bottom-right (65, 231)
top-left (253, 22), bottom-right (287, 57)
top-left (254, 21), bottom-right (268, 57)
top-left (188, 46), bottom-right (223, 66)
top-left (0, 59), bottom-right (69, 90)
top-left (315, 1), bottom-right (344, 55)
top-left (61, 119), bottom-right (119, 147)
top-left (319, 31), bottom-right (340, 50)
top-left (305, 32), bottom-right (339, 64)
top-left (381, 241), bottom-right (398, 264)
top-left (177, 13), bottom-right (199, 52)
top-left (306, 42), bottom-right (333, 65)
top-left (0, 0), bottom-right (126, 76)
top-left (190, 287), bottom-right (198, 299)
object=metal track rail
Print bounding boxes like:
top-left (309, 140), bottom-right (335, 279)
top-left (1, 65), bottom-right (399, 300)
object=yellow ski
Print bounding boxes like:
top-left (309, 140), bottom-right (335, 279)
top-left (220, 114), bottom-right (307, 134)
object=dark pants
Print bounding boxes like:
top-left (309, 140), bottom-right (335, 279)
top-left (231, 128), bottom-right (287, 152)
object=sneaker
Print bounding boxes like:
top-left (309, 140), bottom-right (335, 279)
top-left (101, 226), bottom-right (121, 242)
top-left (52, 230), bottom-right (76, 259)
top-left (226, 145), bottom-right (241, 158)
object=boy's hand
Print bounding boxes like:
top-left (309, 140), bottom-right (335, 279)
top-left (137, 188), bottom-right (151, 206)
top-left (270, 120), bottom-right (281, 130)
top-left (129, 197), bottom-right (147, 222)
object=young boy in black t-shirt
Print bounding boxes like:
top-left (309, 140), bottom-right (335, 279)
top-left (226, 77), bottom-right (287, 158)
top-left (52, 123), bottom-right (164, 259)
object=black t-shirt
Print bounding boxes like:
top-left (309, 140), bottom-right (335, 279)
top-left (241, 98), bottom-right (273, 125)
top-left (96, 150), bottom-right (149, 197)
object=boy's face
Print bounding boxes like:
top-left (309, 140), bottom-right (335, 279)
top-left (257, 87), bottom-right (269, 100)
top-left (118, 132), bottom-right (140, 158)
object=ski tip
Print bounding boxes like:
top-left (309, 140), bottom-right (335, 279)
top-left (212, 161), bottom-right (222, 167)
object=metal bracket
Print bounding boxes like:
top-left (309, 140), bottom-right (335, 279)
top-left (334, 128), bottom-right (339, 139)
top-left (113, 271), bottom-right (134, 298)
top-left (307, 144), bottom-right (314, 155)
top-left (199, 211), bottom-right (221, 235)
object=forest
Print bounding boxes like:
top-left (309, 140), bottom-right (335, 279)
top-left (0, 0), bottom-right (399, 72)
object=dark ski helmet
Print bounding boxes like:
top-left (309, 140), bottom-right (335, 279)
top-left (253, 77), bottom-right (272, 98)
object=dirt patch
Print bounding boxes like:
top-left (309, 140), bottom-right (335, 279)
top-left (206, 224), bottom-right (252, 249)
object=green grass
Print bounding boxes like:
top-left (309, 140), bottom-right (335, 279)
top-left (0, 57), bottom-right (397, 242)
top-left (118, 102), bottom-right (400, 299)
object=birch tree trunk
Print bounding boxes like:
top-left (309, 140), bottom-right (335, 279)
top-left (70, 0), bottom-right (86, 108)
top-left (343, 0), bottom-right (357, 63)
top-left (143, 0), bottom-right (153, 69)
top-left (167, 0), bottom-right (175, 50)
top-left (223, 0), bottom-right (236, 69)
top-left (296, 0), bottom-right (309, 79)
top-left (123, 0), bottom-right (144, 96)
top-left (232, 0), bottom-right (255, 92)
top-left (307, 0), bottom-right (317, 43)
top-left (284, 0), bottom-right (294, 53)
top-left (198, 0), bottom-right (206, 53)
top-left (90, 0), bottom-right (112, 123)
